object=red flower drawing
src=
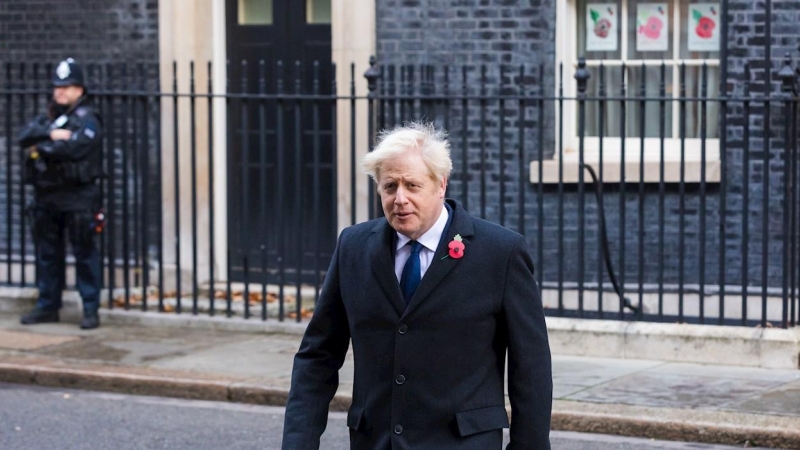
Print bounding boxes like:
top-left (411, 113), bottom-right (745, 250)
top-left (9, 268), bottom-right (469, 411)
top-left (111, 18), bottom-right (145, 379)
top-left (694, 13), bottom-right (715, 39)
top-left (639, 16), bottom-right (663, 40)
top-left (447, 234), bottom-right (465, 259)
top-left (594, 18), bottom-right (612, 38)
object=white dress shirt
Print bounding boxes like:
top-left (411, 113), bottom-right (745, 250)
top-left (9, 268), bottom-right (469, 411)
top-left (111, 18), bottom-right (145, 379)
top-left (394, 205), bottom-right (450, 283)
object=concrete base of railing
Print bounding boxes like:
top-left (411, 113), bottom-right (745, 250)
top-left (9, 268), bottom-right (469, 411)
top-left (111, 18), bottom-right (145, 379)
top-left (546, 316), bottom-right (800, 369)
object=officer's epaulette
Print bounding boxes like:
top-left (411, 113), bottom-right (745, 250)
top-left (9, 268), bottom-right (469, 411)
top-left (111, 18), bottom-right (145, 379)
top-left (74, 106), bottom-right (93, 118)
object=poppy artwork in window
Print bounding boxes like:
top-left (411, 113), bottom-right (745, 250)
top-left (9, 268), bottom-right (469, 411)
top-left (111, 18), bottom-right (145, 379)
top-left (695, 16), bottom-right (714, 38)
top-left (636, 3), bottom-right (669, 52)
top-left (688, 3), bottom-right (720, 51)
top-left (586, 3), bottom-right (619, 51)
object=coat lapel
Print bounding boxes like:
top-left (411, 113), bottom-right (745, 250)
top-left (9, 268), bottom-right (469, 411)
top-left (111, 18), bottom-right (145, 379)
top-left (403, 200), bottom-right (475, 316)
top-left (369, 220), bottom-right (407, 316)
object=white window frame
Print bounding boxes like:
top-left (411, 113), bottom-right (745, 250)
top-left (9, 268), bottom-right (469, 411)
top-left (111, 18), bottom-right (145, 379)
top-left (534, 0), bottom-right (721, 184)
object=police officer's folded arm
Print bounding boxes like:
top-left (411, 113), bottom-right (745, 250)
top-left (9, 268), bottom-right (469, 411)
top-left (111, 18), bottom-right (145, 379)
top-left (17, 114), bottom-right (52, 148)
top-left (38, 114), bottom-right (101, 161)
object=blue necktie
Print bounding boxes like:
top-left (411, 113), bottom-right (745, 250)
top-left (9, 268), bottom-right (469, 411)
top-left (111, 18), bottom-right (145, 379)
top-left (400, 241), bottom-right (422, 305)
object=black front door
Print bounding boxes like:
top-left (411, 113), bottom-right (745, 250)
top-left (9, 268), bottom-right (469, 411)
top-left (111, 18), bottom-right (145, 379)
top-left (226, 0), bottom-right (335, 285)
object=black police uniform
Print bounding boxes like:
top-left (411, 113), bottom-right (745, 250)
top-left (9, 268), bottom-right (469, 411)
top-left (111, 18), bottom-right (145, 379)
top-left (17, 59), bottom-right (103, 327)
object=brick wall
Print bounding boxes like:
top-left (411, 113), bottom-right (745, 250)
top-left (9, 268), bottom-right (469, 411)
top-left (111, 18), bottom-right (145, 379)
top-left (377, 0), bottom-right (555, 66)
top-left (722, 0), bottom-right (800, 289)
top-left (0, 0), bottom-right (157, 64)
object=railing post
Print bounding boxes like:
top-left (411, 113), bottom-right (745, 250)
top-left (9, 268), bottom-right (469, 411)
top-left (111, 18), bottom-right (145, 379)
top-left (574, 57), bottom-right (590, 318)
top-left (364, 56), bottom-right (381, 219)
top-left (789, 53), bottom-right (800, 327)
top-left (796, 48), bottom-right (800, 327)
top-left (779, 53), bottom-right (796, 328)
top-left (780, 51), bottom-right (800, 327)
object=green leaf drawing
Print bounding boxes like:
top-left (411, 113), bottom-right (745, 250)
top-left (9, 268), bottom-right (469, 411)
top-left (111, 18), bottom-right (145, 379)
top-left (590, 9), bottom-right (600, 24)
top-left (692, 9), bottom-right (703, 21)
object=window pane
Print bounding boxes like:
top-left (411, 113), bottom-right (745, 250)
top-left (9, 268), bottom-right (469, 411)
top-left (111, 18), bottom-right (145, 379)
top-left (307, 0), bottom-right (331, 24)
top-left (681, 65), bottom-right (719, 139)
top-left (238, 0), bottom-right (273, 25)
top-left (577, 1), bottom-right (622, 60)
top-left (679, 0), bottom-right (720, 59)
top-left (626, 65), bottom-right (674, 138)
top-left (628, 1), bottom-right (674, 59)
top-left (585, 66), bottom-right (625, 137)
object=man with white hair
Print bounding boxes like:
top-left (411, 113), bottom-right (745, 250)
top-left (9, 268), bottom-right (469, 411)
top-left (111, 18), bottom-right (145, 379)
top-left (282, 122), bottom-right (552, 449)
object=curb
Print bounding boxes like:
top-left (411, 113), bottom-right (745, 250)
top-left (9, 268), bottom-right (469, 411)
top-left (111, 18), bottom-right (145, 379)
top-left (2, 362), bottom-right (799, 448)
top-left (0, 362), bottom-right (352, 412)
top-left (552, 410), bottom-right (800, 449)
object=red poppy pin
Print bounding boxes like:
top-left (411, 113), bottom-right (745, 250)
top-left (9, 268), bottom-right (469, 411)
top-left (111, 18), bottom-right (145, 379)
top-left (443, 234), bottom-right (465, 260)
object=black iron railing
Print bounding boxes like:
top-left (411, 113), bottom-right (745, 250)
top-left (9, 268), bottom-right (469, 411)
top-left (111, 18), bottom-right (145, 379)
top-left (1, 54), bottom-right (798, 327)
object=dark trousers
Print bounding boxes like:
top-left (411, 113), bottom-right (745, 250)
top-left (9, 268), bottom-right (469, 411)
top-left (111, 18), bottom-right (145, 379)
top-left (34, 208), bottom-right (101, 314)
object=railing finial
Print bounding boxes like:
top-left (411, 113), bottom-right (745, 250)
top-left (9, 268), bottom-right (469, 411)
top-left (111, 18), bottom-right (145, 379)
top-left (574, 56), bottom-right (591, 96)
top-left (364, 55), bottom-right (381, 97)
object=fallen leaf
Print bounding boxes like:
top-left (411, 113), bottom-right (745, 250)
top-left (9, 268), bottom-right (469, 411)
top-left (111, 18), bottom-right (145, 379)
top-left (287, 308), bottom-right (313, 319)
top-left (113, 293), bottom-right (157, 307)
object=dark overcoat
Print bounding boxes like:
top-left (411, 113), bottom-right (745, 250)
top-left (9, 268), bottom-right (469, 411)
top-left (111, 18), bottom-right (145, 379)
top-left (282, 199), bottom-right (552, 450)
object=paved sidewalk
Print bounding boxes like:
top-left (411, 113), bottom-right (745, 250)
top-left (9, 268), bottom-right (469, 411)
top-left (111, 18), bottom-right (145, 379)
top-left (1, 311), bottom-right (799, 448)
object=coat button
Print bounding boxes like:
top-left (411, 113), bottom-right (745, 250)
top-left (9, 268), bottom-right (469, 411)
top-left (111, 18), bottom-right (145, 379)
top-left (395, 374), bottom-right (406, 385)
top-left (394, 424), bottom-right (403, 435)
top-left (398, 324), bottom-right (408, 334)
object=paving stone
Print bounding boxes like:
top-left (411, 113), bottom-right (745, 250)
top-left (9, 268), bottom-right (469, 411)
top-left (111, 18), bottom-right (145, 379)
top-left (36, 340), bottom-right (131, 362)
top-left (565, 372), bottom-right (783, 409)
top-left (727, 379), bottom-right (800, 416)
top-left (162, 337), bottom-right (355, 383)
top-left (553, 383), bottom-right (588, 399)
top-left (0, 330), bottom-right (79, 350)
top-left (553, 355), bottom-right (664, 387)
top-left (646, 362), bottom-right (800, 383)
top-left (150, 336), bottom-right (320, 379)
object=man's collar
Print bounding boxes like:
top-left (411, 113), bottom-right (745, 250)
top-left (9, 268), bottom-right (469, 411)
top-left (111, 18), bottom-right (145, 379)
top-left (395, 204), bottom-right (450, 252)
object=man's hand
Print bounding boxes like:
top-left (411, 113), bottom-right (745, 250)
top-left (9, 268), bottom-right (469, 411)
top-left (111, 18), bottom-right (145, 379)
top-left (50, 129), bottom-right (72, 141)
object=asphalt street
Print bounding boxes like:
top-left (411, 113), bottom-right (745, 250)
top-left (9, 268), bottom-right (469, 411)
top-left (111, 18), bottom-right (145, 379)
top-left (0, 383), bottom-right (766, 450)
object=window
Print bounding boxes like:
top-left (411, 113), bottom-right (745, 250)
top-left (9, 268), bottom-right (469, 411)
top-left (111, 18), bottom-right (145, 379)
top-left (545, 0), bottom-right (722, 183)
top-left (307, 0), bottom-right (332, 24)
top-left (238, 0), bottom-right (273, 25)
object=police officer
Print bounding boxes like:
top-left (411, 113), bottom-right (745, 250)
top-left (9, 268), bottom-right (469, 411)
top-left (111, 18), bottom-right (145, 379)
top-left (17, 58), bottom-right (104, 330)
